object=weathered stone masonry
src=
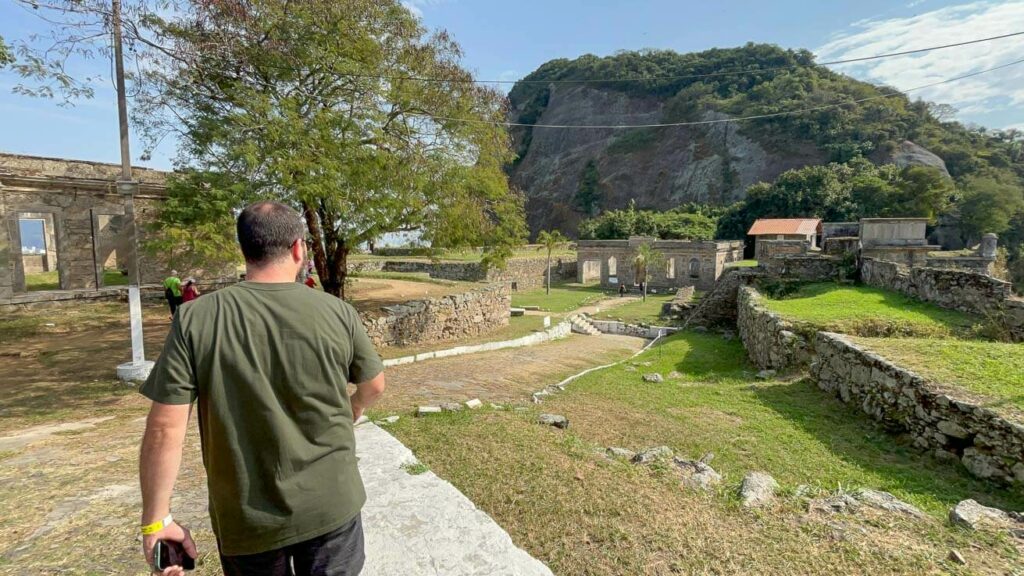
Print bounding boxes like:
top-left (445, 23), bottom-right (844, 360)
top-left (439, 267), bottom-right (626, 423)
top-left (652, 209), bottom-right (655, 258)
top-left (862, 258), bottom-right (1024, 341)
top-left (812, 332), bottom-right (1024, 486)
top-left (0, 153), bottom-right (236, 304)
top-left (351, 257), bottom-right (576, 290)
top-left (360, 282), bottom-right (511, 349)
top-left (736, 286), bottom-right (809, 371)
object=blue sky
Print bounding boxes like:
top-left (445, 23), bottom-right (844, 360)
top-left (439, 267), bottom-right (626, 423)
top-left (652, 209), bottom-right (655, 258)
top-left (2, 0), bottom-right (1023, 170)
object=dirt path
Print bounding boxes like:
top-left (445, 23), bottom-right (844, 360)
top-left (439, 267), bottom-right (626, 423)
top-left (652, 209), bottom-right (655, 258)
top-left (375, 334), bottom-right (644, 412)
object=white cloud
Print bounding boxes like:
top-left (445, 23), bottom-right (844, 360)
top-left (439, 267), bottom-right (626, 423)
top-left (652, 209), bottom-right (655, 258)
top-left (815, 1), bottom-right (1024, 128)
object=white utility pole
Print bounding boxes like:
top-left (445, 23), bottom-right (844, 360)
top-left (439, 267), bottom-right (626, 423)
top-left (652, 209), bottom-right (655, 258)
top-left (112, 0), bottom-right (154, 383)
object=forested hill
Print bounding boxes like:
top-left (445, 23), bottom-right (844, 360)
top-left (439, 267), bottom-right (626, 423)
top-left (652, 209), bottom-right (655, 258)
top-left (506, 43), bottom-right (1024, 237)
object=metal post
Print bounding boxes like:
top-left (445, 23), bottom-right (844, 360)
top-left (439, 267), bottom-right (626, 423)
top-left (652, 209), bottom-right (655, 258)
top-left (112, 0), bottom-right (153, 383)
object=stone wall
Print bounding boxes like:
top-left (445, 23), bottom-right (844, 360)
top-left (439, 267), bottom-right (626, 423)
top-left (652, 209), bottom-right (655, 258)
top-left (823, 237), bottom-right (858, 256)
top-left (812, 332), bottom-right (1024, 485)
top-left (352, 257), bottom-right (575, 290)
top-left (360, 283), bottom-right (511, 349)
top-left (576, 237), bottom-right (744, 292)
top-left (1, 153), bottom-right (237, 304)
top-left (736, 286), bottom-right (810, 371)
top-left (759, 254), bottom-right (843, 282)
top-left (755, 239), bottom-right (809, 260)
top-left (862, 258), bottom-right (1023, 340)
top-left (683, 267), bottom-right (761, 327)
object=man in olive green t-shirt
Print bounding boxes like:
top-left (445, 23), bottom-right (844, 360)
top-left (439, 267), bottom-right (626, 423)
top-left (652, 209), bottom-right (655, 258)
top-left (138, 202), bottom-right (386, 576)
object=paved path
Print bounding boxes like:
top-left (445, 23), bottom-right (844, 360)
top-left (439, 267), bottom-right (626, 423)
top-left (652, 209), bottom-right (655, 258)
top-left (377, 333), bottom-right (644, 410)
top-left (356, 422), bottom-right (553, 576)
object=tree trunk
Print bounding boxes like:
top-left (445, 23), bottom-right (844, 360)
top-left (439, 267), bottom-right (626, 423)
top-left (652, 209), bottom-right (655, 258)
top-left (545, 251), bottom-right (551, 295)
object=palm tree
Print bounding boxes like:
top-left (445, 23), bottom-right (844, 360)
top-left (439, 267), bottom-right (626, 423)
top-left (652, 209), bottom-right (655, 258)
top-left (633, 242), bottom-right (666, 302)
top-left (536, 230), bottom-right (569, 295)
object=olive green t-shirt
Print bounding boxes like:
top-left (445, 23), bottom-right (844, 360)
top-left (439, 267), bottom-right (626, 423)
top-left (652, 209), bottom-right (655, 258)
top-left (140, 281), bottom-right (384, 556)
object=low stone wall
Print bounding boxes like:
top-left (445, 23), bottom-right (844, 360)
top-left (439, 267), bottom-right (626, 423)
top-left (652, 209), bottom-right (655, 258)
top-left (862, 259), bottom-right (1023, 340)
top-left (736, 286), bottom-right (809, 371)
top-left (587, 319), bottom-right (677, 339)
top-left (351, 257), bottom-right (575, 290)
top-left (683, 267), bottom-right (761, 327)
top-left (812, 332), bottom-right (1024, 485)
top-left (760, 254), bottom-right (842, 281)
top-left (382, 316), bottom-right (571, 367)
top-left (360, 283), bottom-right (511, 349)
top-left (823, 237), bottom-right (858, 256)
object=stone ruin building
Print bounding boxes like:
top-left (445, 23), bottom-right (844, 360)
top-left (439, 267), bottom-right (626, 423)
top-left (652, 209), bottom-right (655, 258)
top-left (0, 153), bottom-right (235, 306)
top-left (576, 237), bottom-right (744, 291)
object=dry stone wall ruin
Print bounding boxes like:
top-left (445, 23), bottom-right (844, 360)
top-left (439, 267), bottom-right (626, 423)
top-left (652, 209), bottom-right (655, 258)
top-left (862, 259), bottom-right (1024, 341)
top-left (0, 153), bottom-right (236, 305)
top-left (812, 332), bottom-right (1024, 485)
top-left (360, 283), bottom-right (511, 349)
top-left (351, 257), bottom-right (576, 290)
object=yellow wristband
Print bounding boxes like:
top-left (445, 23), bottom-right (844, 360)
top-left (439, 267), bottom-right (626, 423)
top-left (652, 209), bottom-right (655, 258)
top-left (141, 514), bottom-right (173, 535)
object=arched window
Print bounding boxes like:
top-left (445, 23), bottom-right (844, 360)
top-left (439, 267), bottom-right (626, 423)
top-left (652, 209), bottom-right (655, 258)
top-left (666, 258), bottom-right (675, 279)
top-left (688, 258), bottom-right (700, 278)
top-left (607, 256), bottom-right (618, 277)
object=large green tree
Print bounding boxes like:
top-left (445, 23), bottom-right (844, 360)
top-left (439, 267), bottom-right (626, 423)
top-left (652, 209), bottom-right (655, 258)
top-left (958, 176), bottom-right (1024, 242)
top-left (137, 0), bottom-right (525, 297)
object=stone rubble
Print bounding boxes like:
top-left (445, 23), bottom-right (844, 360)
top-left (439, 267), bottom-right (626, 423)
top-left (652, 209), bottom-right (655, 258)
top-left (538, 414), bottom-right (569, 429)
top-left (379, 415), bottom-right (401, 425)
top-left (416, 406), bottom-right (442, 417)
top-left (439, 402), bottom-right (464, 412)
top-left (738, 471), bottom-right (778, 508)
top-left (673, 457), bottom-right (722, 491)
top-left (854, 489), bottom-right (925, 518)
top-left (642, 373), bottom-right (664, 383)
top-left (464, 398), bottom-right (482, 409)
top-left (949, 499), bottom-right (1018, 530)
top-left (631, 446), bottom-right (674, 465)
top-left (605, 447), bottom-right (636, 460)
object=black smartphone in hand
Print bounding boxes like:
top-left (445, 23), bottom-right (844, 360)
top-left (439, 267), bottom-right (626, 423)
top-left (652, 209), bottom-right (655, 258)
top-left (154, 539), bottom-right (196, 571)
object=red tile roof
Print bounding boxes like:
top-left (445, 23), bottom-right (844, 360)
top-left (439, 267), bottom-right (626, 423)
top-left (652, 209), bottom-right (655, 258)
top-left (747, 218), bottom-right (821, 236)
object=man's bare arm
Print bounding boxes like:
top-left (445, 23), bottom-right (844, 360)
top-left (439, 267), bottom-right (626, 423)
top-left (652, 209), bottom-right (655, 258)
top-left (139, 401), bottom-right (197, 570)
top-left (350, 372), bottom-right (386, 421)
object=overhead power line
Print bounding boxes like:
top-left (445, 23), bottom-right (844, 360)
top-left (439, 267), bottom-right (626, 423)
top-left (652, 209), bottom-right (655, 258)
top-left (343, 31), bottom-right (1024, 85)
top-left (414, 56), bottom-right (1024, 129)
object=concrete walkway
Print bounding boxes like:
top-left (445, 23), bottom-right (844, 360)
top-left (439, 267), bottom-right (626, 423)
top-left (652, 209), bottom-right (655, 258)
top-left (356, 422), bottom-right (553, 576)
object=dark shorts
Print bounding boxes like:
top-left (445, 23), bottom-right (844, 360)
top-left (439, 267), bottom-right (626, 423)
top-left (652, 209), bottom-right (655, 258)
top-left (219, 514), bottom-right (365, 576)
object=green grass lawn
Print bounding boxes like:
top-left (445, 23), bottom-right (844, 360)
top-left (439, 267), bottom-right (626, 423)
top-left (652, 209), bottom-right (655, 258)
top-left (592, 292), bottom-right (675, 325)
top-left (385, 331), bottom-right (1023, 574)
top-left (379, 314), bottom-right (559, 359)
top-left (760, 282), bottom-right (980, 338)
top-left (851, 337), bottom-right (1024, 416)
top-left (24, 269), bottom-right (127, 291)
top-left (726, 259), bottom-right (759, 268)
top-left (511, 282), bottom-right (608, 312)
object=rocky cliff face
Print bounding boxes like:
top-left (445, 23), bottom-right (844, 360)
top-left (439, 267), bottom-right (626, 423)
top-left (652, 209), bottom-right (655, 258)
top-left (508, 85), bottom-right (944, 237)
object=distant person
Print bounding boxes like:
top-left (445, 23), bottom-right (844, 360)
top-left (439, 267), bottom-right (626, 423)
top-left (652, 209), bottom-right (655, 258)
top-left (182, 278), bottom-right (200, 303)
top-left (138, 201), bottom-right (386, 576)
top-left (618, 284), bottom-right (626, 297)
top-left (163, 270), bottom-right (183, 317)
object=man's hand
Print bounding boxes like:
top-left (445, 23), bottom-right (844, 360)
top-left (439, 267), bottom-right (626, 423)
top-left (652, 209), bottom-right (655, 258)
top-left (142, 521), bottom-right (197, 575)
top-left (350, 372), bottom-right (386, 422)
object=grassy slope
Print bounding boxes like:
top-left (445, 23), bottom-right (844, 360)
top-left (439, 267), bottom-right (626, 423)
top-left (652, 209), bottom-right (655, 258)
top-left (592, 293), bottom-right (675, 325)
top-left (511, 283), bottom-right (608, 312)
top-left (761, 282), bottom-right (979, 337)
top-left (852, 337), bottom-right (1024, 415)
top-left (387, 331), bottom-right (1023, 574)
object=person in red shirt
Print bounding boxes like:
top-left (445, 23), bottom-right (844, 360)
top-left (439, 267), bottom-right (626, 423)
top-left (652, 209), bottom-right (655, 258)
top-left (182, 278), bottom-right (201, 303)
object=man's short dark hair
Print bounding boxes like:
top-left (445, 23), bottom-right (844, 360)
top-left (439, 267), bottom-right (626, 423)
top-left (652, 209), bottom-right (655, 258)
top-left (237, 201), bottom-right (305, 265)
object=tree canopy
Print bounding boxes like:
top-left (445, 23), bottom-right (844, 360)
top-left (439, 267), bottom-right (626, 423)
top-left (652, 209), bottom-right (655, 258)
top-left (137, 0), bottom-right (525, 296)
top-left (578, 201), bottom-right (717, 241)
